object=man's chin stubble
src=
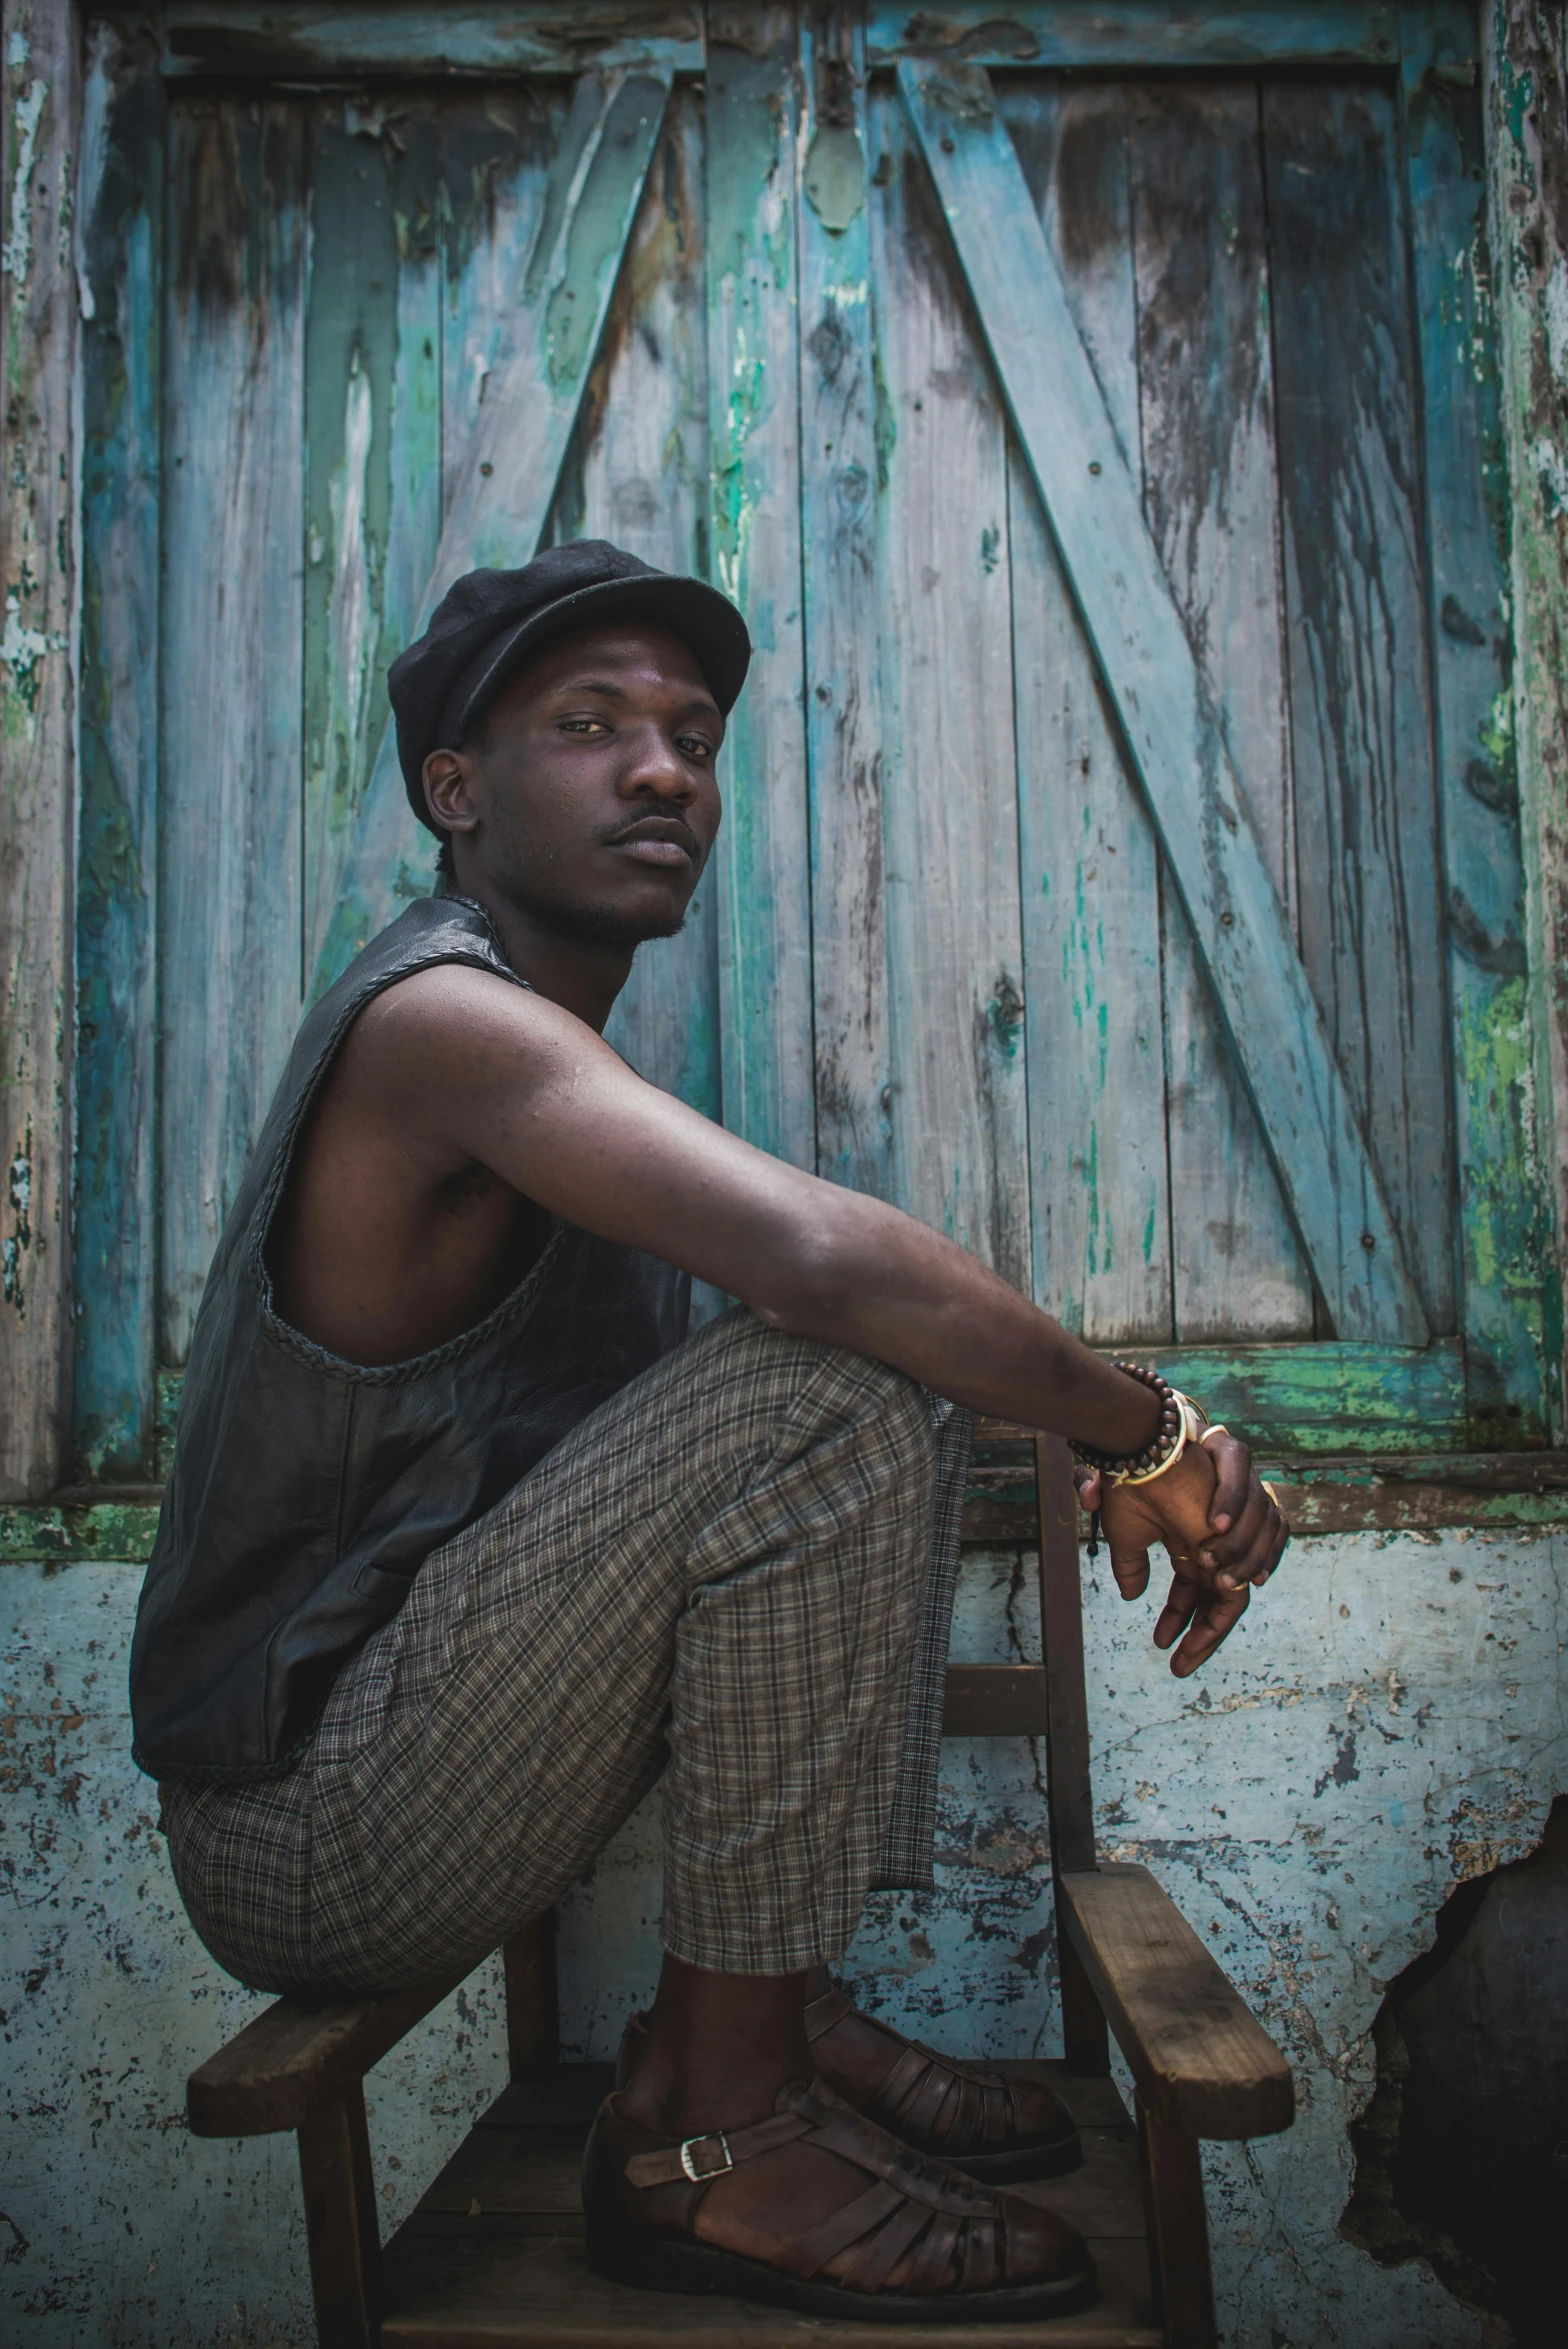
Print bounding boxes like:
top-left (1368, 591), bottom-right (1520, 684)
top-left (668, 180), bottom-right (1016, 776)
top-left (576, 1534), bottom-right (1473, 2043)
top-left (538, 900), bottom-right (688, 951)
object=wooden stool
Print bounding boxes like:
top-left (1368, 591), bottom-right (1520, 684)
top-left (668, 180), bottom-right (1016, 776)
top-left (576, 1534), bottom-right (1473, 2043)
top-left (186, 1431), bottom-right (1293, 2347)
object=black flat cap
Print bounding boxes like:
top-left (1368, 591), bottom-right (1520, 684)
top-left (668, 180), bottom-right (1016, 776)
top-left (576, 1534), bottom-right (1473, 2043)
top-left (387, 541), bottom-right (752, 833)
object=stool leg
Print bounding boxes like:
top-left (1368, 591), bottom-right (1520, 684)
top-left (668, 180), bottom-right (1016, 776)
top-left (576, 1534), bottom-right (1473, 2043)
top-left (297, 2081), bottom-right (381, 2349)
top-left (1136, 2094), bottom-right (1217, 2349)
top-left (504, 1908), bottom-right (559, 2080)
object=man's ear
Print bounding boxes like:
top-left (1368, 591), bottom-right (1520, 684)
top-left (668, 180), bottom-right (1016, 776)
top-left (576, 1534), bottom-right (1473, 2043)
top-left (423, 747), bottom-right (479, 839)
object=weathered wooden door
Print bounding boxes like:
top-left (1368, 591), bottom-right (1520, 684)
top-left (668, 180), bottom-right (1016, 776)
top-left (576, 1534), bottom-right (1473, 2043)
top-left (73, 0), bottom-right (1548, 1482)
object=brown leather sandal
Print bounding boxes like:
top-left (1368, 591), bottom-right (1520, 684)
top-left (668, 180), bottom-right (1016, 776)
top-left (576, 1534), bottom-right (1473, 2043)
top-left (616, 1987), bottom-right (1082, 2184)
top-left (582, 2074), bottom-right (1096, 2322)
top-left (804, 1981), bottom-right (1083, 2182)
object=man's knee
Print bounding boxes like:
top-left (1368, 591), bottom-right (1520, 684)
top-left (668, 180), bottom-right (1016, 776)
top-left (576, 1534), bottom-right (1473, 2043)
top-left (689, 1304), bottom-right (931, 1445)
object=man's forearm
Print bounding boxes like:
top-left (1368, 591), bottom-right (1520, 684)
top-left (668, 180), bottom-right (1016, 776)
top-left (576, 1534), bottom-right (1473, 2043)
top-left (746, 1185), bottom-right (1164, 1454)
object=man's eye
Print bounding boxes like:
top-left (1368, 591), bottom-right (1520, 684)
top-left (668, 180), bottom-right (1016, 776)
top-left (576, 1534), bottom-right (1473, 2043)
top-left (678, 735), bottom-right (713, 761)
top-left (562, 718), bottom-right (607, 736)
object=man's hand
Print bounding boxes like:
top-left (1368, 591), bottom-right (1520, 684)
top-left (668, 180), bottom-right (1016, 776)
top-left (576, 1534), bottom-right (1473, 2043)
top-left (1073, 1431), bottom-right (1288, 1677)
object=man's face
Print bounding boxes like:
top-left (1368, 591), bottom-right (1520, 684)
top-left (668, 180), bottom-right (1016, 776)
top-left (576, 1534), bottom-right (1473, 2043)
top-left (424, 617), bottom-right (724, 948)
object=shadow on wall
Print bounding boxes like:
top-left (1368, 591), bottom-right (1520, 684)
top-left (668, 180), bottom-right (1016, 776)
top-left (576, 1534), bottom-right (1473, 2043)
top-left (1342, 1796), bottom-right (1568, 2348)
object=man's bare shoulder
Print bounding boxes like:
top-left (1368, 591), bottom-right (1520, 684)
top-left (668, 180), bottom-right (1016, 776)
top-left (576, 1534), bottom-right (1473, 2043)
top-left (350, 960), bottom-right (596, 1078)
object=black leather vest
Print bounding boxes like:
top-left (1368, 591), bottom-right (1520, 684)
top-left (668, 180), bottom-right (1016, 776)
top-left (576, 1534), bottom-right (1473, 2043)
top-left (130, 896), bottom-right (689, 1781)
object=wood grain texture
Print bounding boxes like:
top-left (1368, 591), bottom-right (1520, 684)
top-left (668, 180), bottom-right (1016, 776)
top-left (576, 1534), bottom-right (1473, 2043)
top-left (563, 87), bottom-right (721, 1127)
top-left (1002, 82), bottom-right (1171, 1341)
top-left (1061, 1862), bottom-right (1294, 2139)
top-left (302, 98), bottom-right (443, 978)
top-left (160, 2), bottom-right (705, 80)
top-left (14, 1438), bottom-right (1568, 1567)
top-left (1136, 2098), bottom-right (1217, 2349)
top-left (1143, 1335), bottom-right (1465, 1450)
top-left (158, 97), bottom-right (308, 1363)
top-left (899, 57), bottom-right (1427, 1346)
top-left (1490, 0), bottom-right (1568, 1445)
top-left (74, 22), bottom-right (164, 1477)
top-left (1129, 80), bottom-right (1314, 1345)
top-left (313, 66), bottom-right (672, 997)
top-left (1401, 3), bottom-right (1550, 1439)
top-left (503, 1914), bottom-right (559, 2080)
top-left (867, 2), bottom-right (1399, 72)
top-left (704, 9), bottom-right (815, 1169)
top-left (0, 1), bottom-right (79, 1496)
top-left (437, 82), bottom-right (564, 525)
top-left (297, 2087), bottom-right (382, 2349)
top-left (1263, 79), bottom-right (1454, 1334)
top-left (870, 81), bottom-right (1030, 1281)
top-left (187, 1978), bottom-right (454, 2135)
top-left (1037, 1434), bottom-right (1097, 1871)
top-left (378, 2236), bottom-right (1165, 2344)
top-left (798, 6), bottom-right (892, 1197)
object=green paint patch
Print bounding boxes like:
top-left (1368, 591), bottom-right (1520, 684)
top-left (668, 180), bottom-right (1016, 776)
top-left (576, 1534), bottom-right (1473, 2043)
top-left (0, 1497), bottom-right (160, 1566)
top-left (1142, 1340), bottom-right (1469, 1454)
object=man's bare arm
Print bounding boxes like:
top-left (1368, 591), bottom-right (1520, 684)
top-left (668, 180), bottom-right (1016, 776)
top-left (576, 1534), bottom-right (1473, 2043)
top-left (364, 967), bottom-right (1152, 1445)
top-left (347, 965), bottom-right (1287, 1651)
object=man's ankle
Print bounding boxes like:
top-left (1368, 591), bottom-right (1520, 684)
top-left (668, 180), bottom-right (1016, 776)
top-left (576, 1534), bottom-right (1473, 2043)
top-left (619, 2050), bottom-right (800, 2139)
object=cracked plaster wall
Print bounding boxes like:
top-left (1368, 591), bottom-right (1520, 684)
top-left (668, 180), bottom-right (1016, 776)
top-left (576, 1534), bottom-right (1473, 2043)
top-left (5, 1530), bottom-right (1564, 2346)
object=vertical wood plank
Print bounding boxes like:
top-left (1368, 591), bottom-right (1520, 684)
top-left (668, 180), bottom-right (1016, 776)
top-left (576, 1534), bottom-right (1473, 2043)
top-left (1001, 81), bottom-right (1171, 1339)
top-left (159, 98), bottom-right (308, 1362)
top-left (869, 81), bottom-right (1029, 1279)
top-left (1264, 79), bottom-right (1455, 1330)
top-left (1130, 81), bottom-right (1314, 1342)
top-left (313, 68), bottom-right (672, 995)
top-left (0, 0), bottom-right (79, 1496)
top-left (705, 8), bottom-right (814, 1168)
top-left (438, 84), bottom-right (564, 524)
top-left (75, 23), bottom-right (163, 1477)
top-left (1036, 1433), bottom-right (1111, 2074)
top-left (798, 3), bottom-right (892, 1196)
top-left (303, 98), bottom-right (443, 977)
top-left (503, 1911), bottom-right (559, 2081)
top-left (1137, 2096), bottom-right (1219, 2349)
top-left (900, 56), bottom-right (1428, 1344)
top-left (562, 88), bottom-right (721, 1126)
top-left (1402, 2), bottom-right (1550, 1438)
top-left (296, 2086), bottom-right (381, 2349)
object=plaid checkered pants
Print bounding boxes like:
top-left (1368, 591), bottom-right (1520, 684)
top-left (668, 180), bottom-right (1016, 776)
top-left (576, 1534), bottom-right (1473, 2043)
top-left (161, 1308), bottom-right (972, 1995)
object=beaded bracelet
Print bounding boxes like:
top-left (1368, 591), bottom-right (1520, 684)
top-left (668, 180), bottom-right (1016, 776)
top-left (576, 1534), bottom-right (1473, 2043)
top-left (1069, 1361), bottom-right (1209, 1488)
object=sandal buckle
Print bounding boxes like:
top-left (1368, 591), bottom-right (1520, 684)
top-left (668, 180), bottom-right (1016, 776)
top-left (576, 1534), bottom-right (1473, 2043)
top-left (678, 2131), bottom-right (733, 2183)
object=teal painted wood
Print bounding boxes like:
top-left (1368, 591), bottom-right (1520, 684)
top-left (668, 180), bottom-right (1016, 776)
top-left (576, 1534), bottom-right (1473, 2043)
top-left (1000, 83), bottom-right (1172, 1339)
top-left (1399, 0), bottom-right (1551, 1440)
top-left (439, 82), bottom-right (569, 522)
top-left (869, 82), bottom-right (1030, 1281)
top-left (1127, 79), bottom-right (1314, 1343)
top-left (158, 98), bottom-right (309, 1362)
top-left (74, 25), bottom-right (164, 1475)
top-left (311, 65), bottom-right (673, 998)
top-left (560, 86), bottom-right (722, 1126)
top-left (1141, 1338), bottom-right (1467, 1453)
top-left (1262, 80), bottom-right (1454, 1334)
top-left (898, 56), bottom-right (1428, 1347)
top-left (302, 100), bottom-right (444, 980)
top-left (798, 6), bottom-right (892, 1198)
top-left (867, 2), bottom-right (1399, 70)
top-left (159, 2), bottom-right (705, 79)
top-left (704, 9), bottom-right (815, 1171)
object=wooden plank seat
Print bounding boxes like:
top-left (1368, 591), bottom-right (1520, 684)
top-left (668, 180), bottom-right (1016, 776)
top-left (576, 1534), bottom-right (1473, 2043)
top-left (185, 1431), bottom-right (1292, 2348)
